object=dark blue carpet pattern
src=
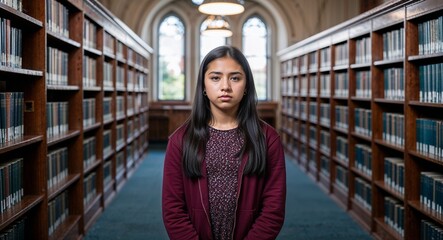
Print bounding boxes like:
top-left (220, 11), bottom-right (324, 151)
top-left (85, 145), bottom-right (373, 239)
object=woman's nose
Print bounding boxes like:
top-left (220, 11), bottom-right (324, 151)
top-left (220, 78), bottom-right (231, 91)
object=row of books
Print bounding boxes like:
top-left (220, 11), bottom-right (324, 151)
top-left (103, 160), bottom-right (112, 186)
top-left (384, 196), bottom-right (404, 237)
top-left (354, 177), bottom-right (372, 211)
top-left (382, 27), bottom-right (404, 60)
top-left (320, 130), bottom-right (330, 154)
top-left (46, 102), bottom-right (69, 138)
top-left (355, 36), bottom-right (371, 64)
top-left (382, 112), bottom-right (405, 147)
top-left (320, 73), bottom-right (331, 96)
top-left (384, 68), bottom-right (404, 100)
top-left (335, 165), bottom-right (348, 190)
top-left (116, 123), bottom-right (125, 147)
top-left (334, 72), bottom-right (349, 98)
top-left (335, 43), bottom-right (349, 66)
top-left (103, 32), bottom-right (115, 56)
top-left (82, 98), bottom-right (96, 128)
top-left (47, 147), bottom-right (68, 189)
top-left (47, 46), bottom-right (68, 86)
top-left (320, 155), bottom-right (330, 176)
top-left (116, 151), bottom-right (125, 175)
top-left (103, 97), bottom-right (112, 122)
top-left (116, 66), bottom-right (125, 89)
top-left (309, 102), bottom-right (317, 123)
top-left (421, 219), bottom-right (443, 240)
top-left (420, 171), bottom-right (443, 214)
top-left (0, 158), bottom-right (23, 213)
top-left (83, 171), bottom-right (97, 207)
top-left (320, 47), bottom-right (331, 68)
top-left (116, 96), bottom-right (124, 118)
top-left (418, 15), bottom-right (443, 55)
top-left (82, 56), bottom-right (97, 88)
top-left (1, 17), bottom-right (22, 68)
top-left (354, 108), bottom-right (372, 137)
top-left (335, 105), bottom-right (349, 130)
top-left (384, 157), bottom-right (404, 195)
top-left (0, 0), bottom-right (22, 12)
top-left (320, 103), bottom-right (330, 126)
top-left (103, 61), bottom-right (113, 88)
top-left (299, 123), bottom-right (307, 142)
top-left (309, 75), bottom-right (317, 96)
top-left (83, 136), bottom-right (96, 170)
top-left (103, 129), bottom-right (112, 157)
top-left (46, 0), bottom-right (69, 38)
top-left (335, 136), bottom-right (349, 163)
top-left (416, 118), bottom-right (443, 159)
top-left (300, 76), bottom-right (308, 96)
top-left (355, 144), bottom-right (372, 176)
top-left (48, 191), bottom-right (69, 235)
top-left (309, 126), bottom-right (316, 146)
top-left (116, 41), bottom-right (124, 60)
top-left (0, 218), bottom-right (25, 240)
top-left (336, 136), bottom-right (349, 163)
top-left (309, 51), bottom-right (317, 70)
top-left (0, 92), bottom-right (23, 144)
top-left (355, 70), bottom-right (371, 98)
top-left (419, 63), bottom-right (443, 104)
top-left (83, 18), bottom-right (97, 50)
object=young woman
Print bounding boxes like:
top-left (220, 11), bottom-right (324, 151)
top-left (162, 46), bottom-right (286, 240)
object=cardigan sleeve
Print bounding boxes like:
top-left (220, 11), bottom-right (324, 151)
top-left (162, 134), bottom-right (199, 240)
top-left (245, 129), bottom-right (287, 240)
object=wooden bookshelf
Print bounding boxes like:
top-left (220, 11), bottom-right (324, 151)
top-left (279, 0), bottom-right (443, 239)
top-left (0, 0), bottom-right (152, 239)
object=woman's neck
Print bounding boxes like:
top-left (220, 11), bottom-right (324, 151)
top-left (209, 116), bottom-right (238, 130)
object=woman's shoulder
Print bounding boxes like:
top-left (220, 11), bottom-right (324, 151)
top-left (169, 123), bottom-right (189, 141)
top-left (260, 120), bottom-right (279, 137)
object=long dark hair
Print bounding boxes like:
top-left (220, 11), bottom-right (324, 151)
top-left (182, 45), bottom-right (266, 178)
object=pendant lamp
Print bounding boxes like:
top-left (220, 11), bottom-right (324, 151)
top-left (201, 15), bottom-right (233, 37)
top-left (198, 0), bottom-right (244, 16)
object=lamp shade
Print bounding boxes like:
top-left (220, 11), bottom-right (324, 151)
top-left (201, 15), bottom-right (233, 37)
top-left (198, 0), bottom-right (244, 15)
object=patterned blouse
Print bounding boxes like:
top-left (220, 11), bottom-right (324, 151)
top-left (205, 127), bottom-right (244, 240)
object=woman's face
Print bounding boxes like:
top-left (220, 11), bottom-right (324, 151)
top-left (204, 56), bottom-right (247, 115)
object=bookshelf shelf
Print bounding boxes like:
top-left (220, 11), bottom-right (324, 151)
top-left (374, 217), bottom-right (403, 240)
top-left (0, 66), bottom-right (43, 76)
top-left (279, 1), bottom-right (443, 238)
top-left (0, 135), bottom-right (43, 154)
top-left (47, 130), bottom-right (81, 146)
top-left (47, 85), bottom-right (81, 91)
top-left (48, 174), bottom-right (81, 200)
top-left (0, 0), bottom-right (151, 238)
top-left (0, 5), bottom-right (42, 27)
top-left (374, 180), bottom-right (404, 202)
top-left (409, 201), bottom-right (443, 226)
top-left (47, 31), bottom-right (82, 48)
top-left (0, 195), bottom-right (44, 229)
top-left (48, 215), bottom-right (81, 240)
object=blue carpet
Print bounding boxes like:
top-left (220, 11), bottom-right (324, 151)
top-left (85, 145), bottom-right (373, 239)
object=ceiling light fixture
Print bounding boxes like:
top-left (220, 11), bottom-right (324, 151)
top-left (201, 15), bottom-right (233, 37)
top-left (198, 0), bottom-right (244, 16)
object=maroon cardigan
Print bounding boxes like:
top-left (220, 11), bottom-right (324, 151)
top-left (162, 122), bottom-right (286, 240)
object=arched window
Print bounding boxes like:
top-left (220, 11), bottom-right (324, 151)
top-left (242, 16), bottom-right (268, 100)
top-left (158, 14), bottom-right (185, 100)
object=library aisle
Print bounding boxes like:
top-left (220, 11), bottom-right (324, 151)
top-left (84, 144), bottom-right (372, 240)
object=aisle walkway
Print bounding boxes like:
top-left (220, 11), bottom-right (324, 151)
top-left (85, 145), bottom-right (373, 240)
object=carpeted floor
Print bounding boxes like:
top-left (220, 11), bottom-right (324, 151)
top-left (84, 144), bottom-right (373, 240)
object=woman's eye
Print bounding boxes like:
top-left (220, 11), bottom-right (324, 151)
top-left (231, 76), bottom-right (240, 81)
top-left (210, 76), bottom-right (220, 81)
